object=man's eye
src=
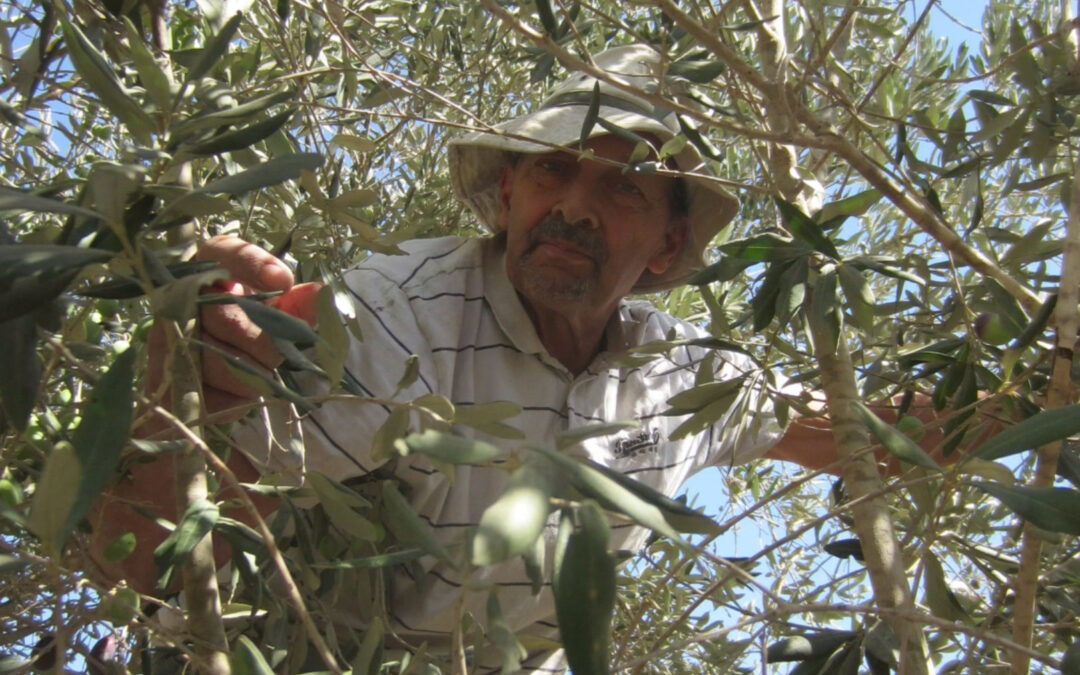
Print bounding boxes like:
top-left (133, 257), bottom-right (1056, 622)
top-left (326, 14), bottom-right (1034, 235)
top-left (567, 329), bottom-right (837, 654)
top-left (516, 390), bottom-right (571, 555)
top-left (616, 181), bottom-right (645, 198)
top-left (536, 159), bottom-right (567, 174)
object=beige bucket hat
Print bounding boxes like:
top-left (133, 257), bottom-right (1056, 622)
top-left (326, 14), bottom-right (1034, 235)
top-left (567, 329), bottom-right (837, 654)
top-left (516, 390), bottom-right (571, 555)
top-left (448, 44), bottom-right (739, 292)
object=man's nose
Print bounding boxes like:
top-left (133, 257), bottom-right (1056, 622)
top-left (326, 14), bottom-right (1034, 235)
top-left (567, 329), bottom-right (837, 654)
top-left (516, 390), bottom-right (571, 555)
top-left (552, 178), bottom-right (600, 229)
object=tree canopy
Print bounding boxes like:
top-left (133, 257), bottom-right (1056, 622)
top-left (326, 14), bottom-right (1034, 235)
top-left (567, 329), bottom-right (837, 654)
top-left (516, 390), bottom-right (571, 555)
top-left (2, 1), bottom-right (1080, 673)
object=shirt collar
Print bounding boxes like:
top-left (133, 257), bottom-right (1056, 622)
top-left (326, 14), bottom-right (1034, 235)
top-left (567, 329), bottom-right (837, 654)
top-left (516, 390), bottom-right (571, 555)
top-left (482, 235), bottom-right (548, 357)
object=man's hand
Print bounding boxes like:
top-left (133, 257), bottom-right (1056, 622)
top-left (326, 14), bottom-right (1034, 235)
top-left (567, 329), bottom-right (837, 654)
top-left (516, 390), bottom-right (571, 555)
top-left (98, 236), bottom-right (317, 594)
top-left (194, 235), bottom-right (321, 414)
top-left (146, 235), bottom-right (321, 419)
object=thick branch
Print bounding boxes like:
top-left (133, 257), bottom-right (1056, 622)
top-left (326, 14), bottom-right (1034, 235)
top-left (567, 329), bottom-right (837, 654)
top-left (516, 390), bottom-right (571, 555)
top-left (1008, 148), bottom-right (1080, 674)
top-left (134, 395), bottom-right (345, 675)
top-left (752, 0), bottom-right (822, 211)
top-left (807, 294), bottom-right (930, 675)
top-left (168, 325), bottom-right (230, 675)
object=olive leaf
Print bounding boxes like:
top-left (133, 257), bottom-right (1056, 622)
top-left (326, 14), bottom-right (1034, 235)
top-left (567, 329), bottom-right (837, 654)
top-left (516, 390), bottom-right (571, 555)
top-left (854, 401), bottom-right (942, 472)
top-left (154, 499), bottom-right (220, 591)
top-left (923, 551), bottom-right (969, 623)
top-left (766, 631), bottom-right (855, 662)
top-left (351, 617), bottom-right (385, 675)
top-left (487, 592), bottom-right (528, 673)
top-left (975, 404), bottom-right (1080, 461)
top-left (230, 635), bottom-right (274, 675)
top-left (186, 110), bottom-right (294, 156)
top-left (472, 460), bottom-right (553, 566)
top-left (556, 421), bottom-right (638, 450)
top-left (371, 407), bottom-right (411, 464)
top-left (971, 482), bottom-right (1080, 535)
top-left (186, 12), bottom-right (244, 83)
top-left (57, 11), bottom-right (154, 143)
top-left (0, 245), bottom-right (112, 287)
top-left (68, 348), bottom-right (135, 540)
top-left (381, 480), bottom-right (453, 565)
top-left (0, 313), bottom-right (40, 431)
top-left (775, 198), bottom-right (840, 259)
top-left (28, 442), bottom-right (81, 554)
top-left (235, 296), bottom-right (322, 344)
top-left (553, 503), bottom-right (615, 675)
top-left (312, 549), bottom-right (425, 570)
top-left (332, 134), bottom-right (377, 153)
top-left (0, 188), bottom-right (101, 220)
top-left (398, 429), bottom-right (503, 465)
top-left (529, 445), bottom-right (687, 547)
top-left (199, 153), bottom-right (325, 196)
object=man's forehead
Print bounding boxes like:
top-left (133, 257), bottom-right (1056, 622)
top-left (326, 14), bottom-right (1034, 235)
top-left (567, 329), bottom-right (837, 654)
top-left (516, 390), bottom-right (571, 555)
top-left (521, 134), bottom-right (666, 166)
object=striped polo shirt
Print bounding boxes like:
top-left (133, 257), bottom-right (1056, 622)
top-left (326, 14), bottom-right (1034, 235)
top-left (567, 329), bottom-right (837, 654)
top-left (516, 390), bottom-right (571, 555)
top-left (235, 235), bottom-right (782, 673)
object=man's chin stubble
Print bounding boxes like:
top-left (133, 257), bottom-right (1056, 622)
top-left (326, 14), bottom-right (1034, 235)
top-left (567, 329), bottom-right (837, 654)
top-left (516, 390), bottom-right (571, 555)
top-left (515, 256), bottom-right (595, 305)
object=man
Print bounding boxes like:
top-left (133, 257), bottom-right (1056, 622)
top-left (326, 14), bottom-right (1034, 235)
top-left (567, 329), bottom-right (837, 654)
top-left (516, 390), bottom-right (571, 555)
top-left (96, 45), bottom-right (838, 673)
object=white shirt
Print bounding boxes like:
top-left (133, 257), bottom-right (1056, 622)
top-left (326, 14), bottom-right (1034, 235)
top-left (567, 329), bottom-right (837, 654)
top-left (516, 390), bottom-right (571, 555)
top-left (236, 235), bottom-right (782, 673)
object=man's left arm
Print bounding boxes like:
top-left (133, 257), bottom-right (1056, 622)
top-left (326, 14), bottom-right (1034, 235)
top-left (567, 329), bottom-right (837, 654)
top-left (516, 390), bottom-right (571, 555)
top-left (764, 412), bottom-right (839, 472)
top-left (763, 395), bottom-right (976, 475)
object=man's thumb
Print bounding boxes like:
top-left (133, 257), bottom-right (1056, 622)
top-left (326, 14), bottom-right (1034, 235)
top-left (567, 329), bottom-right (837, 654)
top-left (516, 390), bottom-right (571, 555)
top-left (269, 282), bottom-right (322, 327)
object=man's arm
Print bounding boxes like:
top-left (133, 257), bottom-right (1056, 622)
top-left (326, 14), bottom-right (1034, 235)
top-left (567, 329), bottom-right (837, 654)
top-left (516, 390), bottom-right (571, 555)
top-left (764, 412), bottom-right (839, 472)
top-left (89, 443), bottom-right (272, 595)
top-left (763, 395), bottom-right (961, 475)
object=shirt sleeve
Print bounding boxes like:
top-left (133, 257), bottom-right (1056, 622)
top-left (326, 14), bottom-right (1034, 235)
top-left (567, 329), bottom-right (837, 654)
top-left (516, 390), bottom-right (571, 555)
top-left (698, 349), bottom-right (788, 469)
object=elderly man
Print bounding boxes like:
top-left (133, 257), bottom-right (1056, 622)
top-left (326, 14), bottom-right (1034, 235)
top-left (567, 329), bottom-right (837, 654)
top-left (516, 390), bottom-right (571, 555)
top-left (97, 45), bottom-right (837, 673)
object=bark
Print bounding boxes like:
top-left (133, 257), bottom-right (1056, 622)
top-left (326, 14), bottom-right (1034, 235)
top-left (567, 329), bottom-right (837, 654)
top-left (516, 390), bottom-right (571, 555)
top-left (1008, 127), bottom-right (1080, 675)
top-left (159, 91), bottom-right (228, 668)
top-left (170, 328), bottom-right (230, 675)
top-left (750, 0), bottom-right (825, 214)
top-left (807, 293), bottom-right (930, 675)
top-left (197, 428), bottom-right (345, 675)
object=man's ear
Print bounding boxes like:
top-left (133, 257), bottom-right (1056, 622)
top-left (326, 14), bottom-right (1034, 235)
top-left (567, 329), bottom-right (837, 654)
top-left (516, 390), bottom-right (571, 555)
top-left (646, 218), bottom-right (688, 275)
top-left (496, 166), bottom-right (514, 230)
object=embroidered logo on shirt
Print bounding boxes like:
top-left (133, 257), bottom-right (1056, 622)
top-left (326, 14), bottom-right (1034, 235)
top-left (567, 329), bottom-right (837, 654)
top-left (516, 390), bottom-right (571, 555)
top-left (613, 427), bottom-right (661, 459)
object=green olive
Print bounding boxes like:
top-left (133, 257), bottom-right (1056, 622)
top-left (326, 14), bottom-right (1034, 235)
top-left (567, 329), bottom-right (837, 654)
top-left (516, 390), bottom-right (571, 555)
top-left (895, 415), bottom-right (925, 442)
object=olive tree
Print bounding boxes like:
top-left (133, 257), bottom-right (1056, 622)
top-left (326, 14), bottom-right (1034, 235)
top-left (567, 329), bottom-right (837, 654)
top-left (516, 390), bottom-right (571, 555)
top-left (1, 1), bottom-right (1078, 673)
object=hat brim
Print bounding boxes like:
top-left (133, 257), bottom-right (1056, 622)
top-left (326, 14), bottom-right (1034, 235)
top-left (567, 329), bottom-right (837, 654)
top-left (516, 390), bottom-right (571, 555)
top-left (449, 104), bottom-right (739, 293)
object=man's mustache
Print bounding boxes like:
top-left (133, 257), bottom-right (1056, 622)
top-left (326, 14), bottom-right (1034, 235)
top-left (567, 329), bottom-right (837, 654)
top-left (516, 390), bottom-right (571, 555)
top-left (525, 216), bottom-right (609, 266)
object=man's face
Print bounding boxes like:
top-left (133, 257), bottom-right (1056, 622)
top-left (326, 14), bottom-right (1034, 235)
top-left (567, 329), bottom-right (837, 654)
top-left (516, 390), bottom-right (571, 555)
top-left (497, 135), bottom-right (686, 317)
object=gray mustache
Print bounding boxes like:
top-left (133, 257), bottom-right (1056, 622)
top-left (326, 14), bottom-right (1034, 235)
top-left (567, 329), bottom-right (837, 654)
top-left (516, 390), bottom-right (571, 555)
top-left (526, 216), bottom-right (609, 266)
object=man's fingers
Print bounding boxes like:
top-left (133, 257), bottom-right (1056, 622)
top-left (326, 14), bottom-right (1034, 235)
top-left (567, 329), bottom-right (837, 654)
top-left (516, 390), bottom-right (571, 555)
top-left (269, 282), bottom-right (323, 327)
top-left (200, 334), bottom-right (273, 400)
top-left (200, 298), bottom-right (283, 370)
top-left (146, 321), bottom-right (168, 395)
top-left (197, 235), bottom-right (294, 293)
top-left (202, 388), bottom-right (259, 424)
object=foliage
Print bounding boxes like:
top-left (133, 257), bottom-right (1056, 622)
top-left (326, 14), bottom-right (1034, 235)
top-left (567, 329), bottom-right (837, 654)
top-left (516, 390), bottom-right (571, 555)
top-left (2, 0), bottom-right (1080, 673)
